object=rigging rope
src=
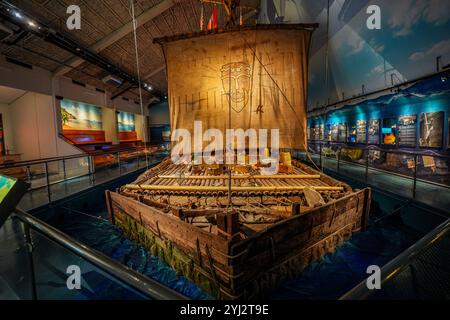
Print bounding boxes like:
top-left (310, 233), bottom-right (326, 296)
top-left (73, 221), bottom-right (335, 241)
top-left (130, 0), bottom-right (150, 169)
top-left (236, 31), bottom-right (323, 172)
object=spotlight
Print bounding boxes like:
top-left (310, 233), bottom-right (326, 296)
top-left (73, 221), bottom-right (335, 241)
top-left (28, 21), bottom-right (37, 28)
top-left (14, 11), bottom-right (22, 19)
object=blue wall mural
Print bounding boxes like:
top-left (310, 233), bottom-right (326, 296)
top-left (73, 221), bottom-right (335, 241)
top-left (117, 112), bottom-right (136, 132)
top-left (308, 72), bottom-right (450, 152)
top-left (61, 99), bottom-right (103, 130)
top-left (259, 0), bottom-right (450, 110)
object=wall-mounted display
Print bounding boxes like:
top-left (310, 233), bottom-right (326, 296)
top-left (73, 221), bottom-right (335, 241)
top-left (310, 125), bottom-right (318, 140)
top-left (348, 122), bottom-right (357, 143)
top-left (419, 111), bottom-right (443, 148)
top-left (398, 114), bottom-right (416, 147)
top-left (330, 124), bottom-right (339, 142)
top-left (338, 123), bottom-right (347, 142)
top-left (118, 112), bottom-right (136, 132)
top-left (382, 118), bottom-right (397, 145)
top-left (368, 119), bottom-right (380, 144)
top-left (356, 120), bottom-right (367, 143)
top-left (61, 99), bottom-right (103, 130)
top-left (319, 124), bottom-right (325, 141)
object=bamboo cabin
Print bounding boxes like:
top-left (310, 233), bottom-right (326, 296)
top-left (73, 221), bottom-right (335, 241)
top-left (105, 24), bottom-right (372, 300)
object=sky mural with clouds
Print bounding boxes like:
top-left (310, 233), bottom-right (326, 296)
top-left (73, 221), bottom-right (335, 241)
top-left (259, 0), bottom-right (450, 110)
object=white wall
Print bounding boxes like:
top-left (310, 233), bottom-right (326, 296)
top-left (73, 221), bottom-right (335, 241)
top-left (0, 103), bottom-right (14, 153)
top-left (9, 92), bottom-right (81, 161)
top-left (102, 107), bottom-right (118, 144)
top-left (135, 114), bottom-right (149, 142)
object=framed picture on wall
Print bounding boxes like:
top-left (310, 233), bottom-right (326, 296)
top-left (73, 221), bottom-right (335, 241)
top-left (348, 122), bottom-right (357, 143)
top-left (368, 119), bottom-right (380, 144)
top-left (419, 111), bottom-right (444, 148)
top-left (330, 124), bottom-right (339, 142)
top-left (398, 114), bottom-right (417, 147)
top-left (319, 124), bottom-right (324, 141)
top-left (338, 123), bottom-right (347, 142)
top-left (356, 120), bottom-right (367, 144)
top-left (382, 118), bottom-right (397, 145)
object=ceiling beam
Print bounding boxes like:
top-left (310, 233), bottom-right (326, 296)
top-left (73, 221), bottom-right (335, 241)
top-left (54, 0), bottom-right (177, 76)
top-left (143, 64), bottom-right (166, 80)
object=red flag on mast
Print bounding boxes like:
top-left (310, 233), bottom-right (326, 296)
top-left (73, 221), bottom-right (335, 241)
top-left (207, 4), bottom-right (218, 30)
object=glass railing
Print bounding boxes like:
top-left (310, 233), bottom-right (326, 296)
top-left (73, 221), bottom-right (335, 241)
top-left (339, 217), bottom-right (450, 300)
top-left (295, 141), bottom-right (450, 202)
top-left (0, 144), bottom-right (170, 207)
top-left (0, 209), bottom-right (187, 300)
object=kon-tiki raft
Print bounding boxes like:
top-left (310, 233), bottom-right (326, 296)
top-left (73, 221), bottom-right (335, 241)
top-left (105, 25), bottom-right (372, 299)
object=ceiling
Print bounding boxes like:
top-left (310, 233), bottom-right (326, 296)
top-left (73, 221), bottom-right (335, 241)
top-left (0, 85), bottom-right (25, 104)
top-left (0, 0), bottom-right (259, 103)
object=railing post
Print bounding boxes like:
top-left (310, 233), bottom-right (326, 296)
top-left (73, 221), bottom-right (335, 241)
top-left (118, 152), bottom-right (121, 175)
top-left (319, 143), bottom-right (323, 171)
top-left (365, 150), bottom-right (369, 180)
top-left (26, 164), bottom-right (32, 183)
top-left (87, 155), bottom-right (93, 184)
top-left (137, 151), bottom-right (140, 168)
top-left (413, 154), bottom-right (418, 199)
top-left (44, 162), bottom-right (51, 203)
top-left (23, 223), bottom-right (37, 300)
top-left (337, 147), bottom-right (341, 172)
top-left (62, 158), bottom-right (67, 180)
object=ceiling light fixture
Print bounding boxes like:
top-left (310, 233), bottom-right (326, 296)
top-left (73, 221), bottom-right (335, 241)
top-left (13, 11), bottom-right (22, 19)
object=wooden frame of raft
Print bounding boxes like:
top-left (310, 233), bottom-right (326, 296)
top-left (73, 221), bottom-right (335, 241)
top-left (106, 184), bottom-right (371, 300)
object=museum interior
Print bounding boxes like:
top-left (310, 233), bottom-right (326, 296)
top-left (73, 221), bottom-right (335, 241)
top-left (0, 0), bottom-right (449, 302)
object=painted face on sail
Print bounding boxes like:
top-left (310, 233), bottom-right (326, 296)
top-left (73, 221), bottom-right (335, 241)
top-left (221, 62), bottom-right (251, 113)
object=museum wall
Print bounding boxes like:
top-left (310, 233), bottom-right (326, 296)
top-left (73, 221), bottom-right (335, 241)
top-left (259, 0), bottom-right (450, 110)
top-left (0, 103), bottom-right (14, 154)
top-left (308, 73), bottom-right (450, 150)
top-left (102, 107), bottom-right (118, 144)
top-left (9, 92), bottom-right (81, 161)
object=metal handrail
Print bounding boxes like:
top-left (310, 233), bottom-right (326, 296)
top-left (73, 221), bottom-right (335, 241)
top-left (12, 208), bottom-right (188, 300)
top-left (0, 145), bottom-right (161, 170)
top-left (307, 140), bottom-right (450, 159)
top-left (339, 217), bottom-right (450, 300)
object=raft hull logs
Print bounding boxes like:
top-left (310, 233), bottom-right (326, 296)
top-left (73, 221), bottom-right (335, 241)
top-left (106, 158), bottom-right (371, 299)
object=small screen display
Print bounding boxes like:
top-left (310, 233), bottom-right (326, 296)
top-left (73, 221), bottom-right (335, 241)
top-left (0, 175), bottom-right (17, 204)
top-left (382, 128), bottom-right (392, 134)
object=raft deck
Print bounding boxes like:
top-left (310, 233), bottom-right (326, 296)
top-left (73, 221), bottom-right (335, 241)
top-left (106, 158), bottom-right (371, 299)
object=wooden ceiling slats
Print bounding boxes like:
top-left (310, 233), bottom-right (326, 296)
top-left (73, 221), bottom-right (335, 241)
top-left (2, 0), bottom-right (230, 99)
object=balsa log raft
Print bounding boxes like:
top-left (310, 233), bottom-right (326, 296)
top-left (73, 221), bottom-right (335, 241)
top-left (123, 185), bottom-right (344, 192)
top-left (106, 159), bottom-right (371, 299)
